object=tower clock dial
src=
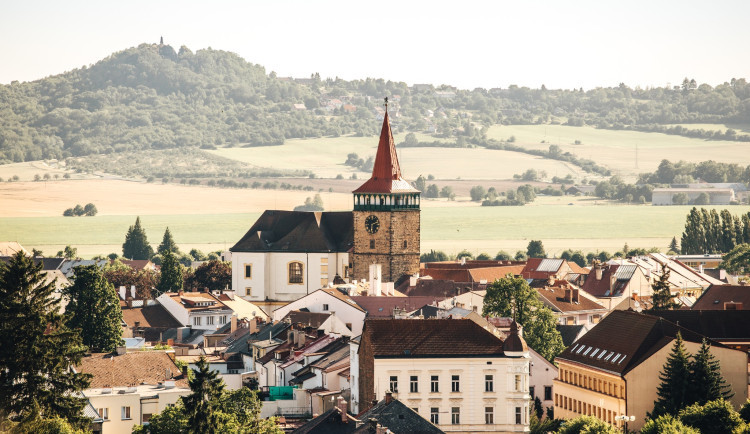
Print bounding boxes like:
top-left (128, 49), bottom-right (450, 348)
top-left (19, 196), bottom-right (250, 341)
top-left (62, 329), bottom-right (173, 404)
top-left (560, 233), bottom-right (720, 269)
top-left (365, 215), bottom-right (380, 234)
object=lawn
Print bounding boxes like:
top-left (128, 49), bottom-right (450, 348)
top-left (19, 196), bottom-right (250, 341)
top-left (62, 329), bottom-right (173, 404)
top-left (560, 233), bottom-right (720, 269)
top-left (486, 124), bottom-right (747, 180)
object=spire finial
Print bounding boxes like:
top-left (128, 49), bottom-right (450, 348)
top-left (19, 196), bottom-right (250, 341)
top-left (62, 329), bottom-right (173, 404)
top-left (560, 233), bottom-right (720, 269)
top-left (384, 97), bottom-right (388, 112)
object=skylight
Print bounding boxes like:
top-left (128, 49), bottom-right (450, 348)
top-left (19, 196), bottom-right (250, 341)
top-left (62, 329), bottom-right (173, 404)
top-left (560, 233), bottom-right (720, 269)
top-left (611, 353), bottom-right (621, 363)
top-left (618, 355), bottom-right (627, 364)
top-left (576, 345), bottom-right (585, 354)
top-left (604, 352), bottom-right (614, 361)
top-left (590, 349), bottom-right (599, 358)
top-left (582, 347), bottom-right (592, 356)
top-left (597, 351), bottom-right (606, 359)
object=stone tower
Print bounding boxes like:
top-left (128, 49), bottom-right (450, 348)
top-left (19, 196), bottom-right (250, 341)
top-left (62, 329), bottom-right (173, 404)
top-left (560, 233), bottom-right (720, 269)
top-left (352, 100), bottom-right (420, 283)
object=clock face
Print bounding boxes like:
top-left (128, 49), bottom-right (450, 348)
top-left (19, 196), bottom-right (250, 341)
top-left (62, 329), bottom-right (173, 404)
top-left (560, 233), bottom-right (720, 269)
top-left (365, 215), bottom-right (380, 234)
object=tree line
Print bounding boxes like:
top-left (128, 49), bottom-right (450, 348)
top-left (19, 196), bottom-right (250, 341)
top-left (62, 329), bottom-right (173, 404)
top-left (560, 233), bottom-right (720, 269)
top-left (680, 208), bottom-right (750, 254)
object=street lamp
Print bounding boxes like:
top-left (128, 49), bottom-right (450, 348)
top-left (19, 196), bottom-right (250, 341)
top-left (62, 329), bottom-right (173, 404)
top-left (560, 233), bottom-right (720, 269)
top-left (615, 415), bottom-right (635, 433)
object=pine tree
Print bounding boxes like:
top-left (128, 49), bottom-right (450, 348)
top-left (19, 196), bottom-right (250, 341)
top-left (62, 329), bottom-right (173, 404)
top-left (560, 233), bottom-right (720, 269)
top-left (669, 237), bottom-right (679, 253)
top-left (0, 252), bottom-right (91, 428)
top-left (157, 227), bottom-right (179, 255)
top-left (64, 264), bottom-right (124, 352)
top-left (652, 332), bottom-right (692, 417)
top-left (182, 356), bottom-right (226, 434)
top-left (681, 208), bottom-right (703, 254)
top-left (650, 264), bottom-right (680, 310)
top-left (157, 250), bottom-right (183, 294)
top-left (122, 216), bottom-right (154, 260)
top-left (720, 209), bottom-right (737, 253)
top-left (689, 339), bottom-right (734, 405)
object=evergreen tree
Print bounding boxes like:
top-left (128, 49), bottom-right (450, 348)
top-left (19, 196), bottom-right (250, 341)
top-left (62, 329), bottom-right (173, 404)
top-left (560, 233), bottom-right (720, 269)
top-left (652, 332), bottom-right (692, 417)
top-left (157, 250), bottom-right (183, 294)
top-left (0, 252), bottom-right (91, 428)
top-left (182, 357), bottom-right (226, 434)
top-left (681, 207), bottom-right (704, 254)
top-left (650, 264), bottom-right (679, 310)
top-left (720, 209), bottom-right (737, 253)
top-left (157, 227), bottom-right (179, 255)
top-left (689, 339), bottom-right (734, 405)
top-left (64, 264), bottom-right (124, 352)
top-left (669, 236), bottom-right (679, 253)
top-left (122, 216), bottom-right (154, 260)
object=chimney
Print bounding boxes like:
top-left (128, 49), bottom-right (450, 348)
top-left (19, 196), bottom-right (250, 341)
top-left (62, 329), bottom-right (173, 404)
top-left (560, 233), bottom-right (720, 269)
top-left (177, 327), bottom-right (188, 342)
top-left (181, 365), bottom-right (188, 377)
top-left (249, 317), bottom-right (258, 334)
top-left (460, 257), bottom-right (466, 266)
top-left (231, 314), bottom-right (238, 333)
top-left (296, 330), bottom-right (306, 348)
top-left (115, 346), bottom-right (126, 356)
top-left (409, 275), bottom-right (418, 287)
top-left (698, 264), bottom-right (704, 274)
top-left (337, 397), bottom-right (348, 423)
top-left (287, 331), bottom-right (295, 346)
top-left (119, 286), bottom-right (126, 301)
top-left (595, 263), bottom-right (604, 280)
top-left (178, 290), bottom-right (184, 296)
top-left (564, 288), bottom-right (572, 303)
top-left (167, 338), bottom-right (174, 346)
top-left (571, 288), bottom-right (579, 303)
top-left (385, 282), bottom-right (394, 296)
top-left (127, 297), bottom-right (133, 309)
top-left (130, 285), bottom-right (136, 299)
top-left (385, 391), bottom-right (393, 404)
top-left (134, 321), bottom-right (140, 328)
top-left (548, 276), bottom-right (555, 287)
top-left (369, 264), bottom-right (382, 296)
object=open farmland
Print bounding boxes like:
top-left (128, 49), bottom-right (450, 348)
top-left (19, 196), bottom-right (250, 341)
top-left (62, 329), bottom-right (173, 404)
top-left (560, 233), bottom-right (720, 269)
top-left (486, 124), bottom-right (747, 180)
top-left (208, 135), bottom-right (586, 180)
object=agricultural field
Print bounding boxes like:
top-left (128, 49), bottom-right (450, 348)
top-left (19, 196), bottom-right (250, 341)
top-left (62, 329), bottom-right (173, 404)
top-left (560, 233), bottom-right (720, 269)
top-left (486, 124), bottom-right (747, 180)
top-left (209, 134), bottom-right (585, 181)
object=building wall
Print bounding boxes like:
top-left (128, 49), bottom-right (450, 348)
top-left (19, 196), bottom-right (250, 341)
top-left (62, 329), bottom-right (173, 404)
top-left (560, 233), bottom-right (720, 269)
top-left (370, 356), bottom-right (530, 433)
top-left (352, 210), bottom-right (420, 282)
top-left (271, 291), bottom-right (366, 336)
top-left (529, 350), bottom-right (558, 411)
top-left (624, 340), bottom-right (748, 431)
top-left (652, 190), bottom-right (733, 206)
top-left (232, 251), bottom-right (349, 302)
top-left (349, 340), bottom-right (361, 414)
top-left (553, 361), bottom-right (628, 429)
top-left (155, 293), bottom-right (189, 326)
top-left (87, 389), bottom-right (188, 434)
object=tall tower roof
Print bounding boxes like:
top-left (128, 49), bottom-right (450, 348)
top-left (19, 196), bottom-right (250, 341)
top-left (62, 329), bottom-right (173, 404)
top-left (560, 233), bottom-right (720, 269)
top-left (353, 102), bottom-right (418, 194)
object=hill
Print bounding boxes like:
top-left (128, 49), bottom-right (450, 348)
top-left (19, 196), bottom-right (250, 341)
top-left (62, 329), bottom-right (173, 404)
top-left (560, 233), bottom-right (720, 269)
top-left (2, 42), bottom-right (750, 168)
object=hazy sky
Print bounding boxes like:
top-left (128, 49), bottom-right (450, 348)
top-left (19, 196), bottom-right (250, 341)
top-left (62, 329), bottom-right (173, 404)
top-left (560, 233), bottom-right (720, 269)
top-left (2, 0), bottom-right (749, 90)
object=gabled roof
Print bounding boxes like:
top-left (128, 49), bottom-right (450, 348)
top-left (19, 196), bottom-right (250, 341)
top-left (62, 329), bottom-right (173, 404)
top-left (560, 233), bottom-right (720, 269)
top-left (230, 210), bottom-right (353, 253)
top-left (281, 310), bottom-right (332, 328)
top-left (356, 397), bottom-right (444, 433)
top-left (582, 264), bottom-right (634, 297)
top-left (351, 296), bottom-right (445, 317)
top-left (521, 258), bottom-right (566, 279)
top-left (556, 324), bottom-right (587, 347)
top-left (363, 318), bottom-right (505, 358)
top-left (77, 352), bottom-right (187, 389)
top-left (645, 310), bottom-right (750, 340)
top-left (468, 265), bottom-right (525, 282)
top-left (535, 285), bottom-right (607, 313)
top-left (556, 310), bottom-right (720, 376)
top-left (352, 110), bottom-right (418, 194)
top-left (121, 304), bottom-right (182, 335)
top-left (692, 285), bottom-right (750, 310)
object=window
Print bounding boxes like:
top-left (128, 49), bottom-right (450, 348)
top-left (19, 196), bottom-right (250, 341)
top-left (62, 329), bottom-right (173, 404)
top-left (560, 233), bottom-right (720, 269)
top-left (219, 315), bottom-right (227, 324)
top-left (451, 407), bottom-right (460, 424)
top-left (98, 408), bottom-right (109, 420)
top-left (403, 240), bottom-right (408, 249)
top-left (430, 407), bottom-right (439, 424)
top-left (515, 374), bottom-right (522, 391)
top-left (544, 386), bottom-right (552, 401)
top-left (370, 240), bottom-right (375, 249)
top-left (121, 406), bottom-right (131, 420)
top-left (288, 262), bottom-right (304, 284)
top-left (244, 264), bottom-right (252, 278)
top-left (590, 314), bottom-right (601, 324)
top-left (142, 413), bottom-right (152, 423)
top-left (515, 407), bottom-right (522, 424)
top-left (431, 375), bottom-right (439, 392)
top-left (485, 374), bottom-right (493, 392)
top-left (207, 316), bottom-right (214, 325)
top-left (193, 316), bottom-right (201, 326)
top-left (451, 375), bottom-right (460, 392)
top-left (245, 287), bottom-right (252, 296)
top-left (323, 304), bottom-right (329, 311)
top-left (410, 375), bottom-right (418, 393)
top-left (321, 264), bottom-right (328, 274)
top-left (320, 278), bottom-right (328, 287)
top-left (390, 376), bottom-right (398, 393)
top-left (485, 407), bottom-right (494, 424)
top-left (529, 386), bottom-right (535, 398)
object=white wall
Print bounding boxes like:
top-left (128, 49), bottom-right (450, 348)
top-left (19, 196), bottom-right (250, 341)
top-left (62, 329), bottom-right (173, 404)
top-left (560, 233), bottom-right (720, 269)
top-left (272, 290), bottom-right (366, 336)
top-left (349, 340), bottom-right (360, 414)
top-left (529, 349), bottom-right (558, 411)
top-left (156, 293), bottom-right (189, 326)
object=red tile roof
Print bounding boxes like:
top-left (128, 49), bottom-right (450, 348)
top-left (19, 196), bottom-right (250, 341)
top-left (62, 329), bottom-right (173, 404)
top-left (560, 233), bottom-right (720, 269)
top-left (351, 296), bottom-right (446, 317)
top-left (468, 265), bottom-right (524, 282)
top-left (581, 264), bottom-right (629, 297)
top-left (363, 318), bottom-right (505, 357)
top-left (352, 111), bottom-right (418, 194)
top-left (77, 352), bottom-right (187, 388)
top-left (535, 284), bottom-right (606, 313)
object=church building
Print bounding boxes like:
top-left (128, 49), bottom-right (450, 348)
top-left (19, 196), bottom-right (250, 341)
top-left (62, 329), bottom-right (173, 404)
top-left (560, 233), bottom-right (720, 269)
top-left (229, 99), bottom-right (420, 309)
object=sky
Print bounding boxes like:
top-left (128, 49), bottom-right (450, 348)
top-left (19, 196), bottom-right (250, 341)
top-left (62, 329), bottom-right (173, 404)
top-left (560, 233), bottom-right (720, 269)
top-left (2, 0), bottom-right (749, 90)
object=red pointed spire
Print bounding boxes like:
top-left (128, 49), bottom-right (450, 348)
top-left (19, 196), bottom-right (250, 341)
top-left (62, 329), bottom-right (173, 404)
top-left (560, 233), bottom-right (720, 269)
top-left (353, 100), bottom-right (417, 194)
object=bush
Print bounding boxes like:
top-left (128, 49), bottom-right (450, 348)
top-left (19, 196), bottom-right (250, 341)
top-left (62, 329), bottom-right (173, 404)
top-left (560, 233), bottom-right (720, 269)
top-left (641, 414), bottom-right (699, 434)
top-left (678, 399), bottom-right (746, 434)
top-left (557, 415), bottom-right (617, 434)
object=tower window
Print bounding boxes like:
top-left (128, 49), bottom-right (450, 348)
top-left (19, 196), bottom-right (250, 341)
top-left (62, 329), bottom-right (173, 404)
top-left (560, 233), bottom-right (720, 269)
top-left (370, 240), bottom-right (375, 249)
top-left (403, 240), bottom-right (408, 249)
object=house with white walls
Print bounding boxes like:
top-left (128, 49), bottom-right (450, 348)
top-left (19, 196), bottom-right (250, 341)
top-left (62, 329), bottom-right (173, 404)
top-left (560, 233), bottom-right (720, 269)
top-left (272, 288), bottom-right (367, 336)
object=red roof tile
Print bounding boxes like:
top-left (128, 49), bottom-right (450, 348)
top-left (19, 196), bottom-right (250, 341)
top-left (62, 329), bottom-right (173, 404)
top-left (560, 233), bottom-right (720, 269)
top-left (351, 296), bottom-right (446, 317)
top-left (77, 352), bottom-right (187, 389)
top-left (692, 285), bottom-right (750, 310)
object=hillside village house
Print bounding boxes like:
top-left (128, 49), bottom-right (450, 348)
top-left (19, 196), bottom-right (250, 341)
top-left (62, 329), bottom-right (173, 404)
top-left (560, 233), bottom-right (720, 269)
top-left (157, 291), bottom-right (234, 330)
top-left (553, 310), bottom-right (747, 431)
top-left (357, 318), bottom-right (531, 433)
top-left (532, 280), bottom-right (608, 326)
top-left (75, 351), bottom-right (190, 434)
top-left (581, 262), bottom-right (651, 310)
top-left (271, 287), bottom-right (367, 335)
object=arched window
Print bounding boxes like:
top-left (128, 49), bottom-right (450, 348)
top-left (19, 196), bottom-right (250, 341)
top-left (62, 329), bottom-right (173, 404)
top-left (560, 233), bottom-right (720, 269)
top-left (288, 262), bottom-right (304, 284)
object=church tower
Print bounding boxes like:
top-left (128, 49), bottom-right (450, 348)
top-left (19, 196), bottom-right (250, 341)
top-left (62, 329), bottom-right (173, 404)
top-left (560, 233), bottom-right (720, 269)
top-left (352, 99), bottom-right (420, 283)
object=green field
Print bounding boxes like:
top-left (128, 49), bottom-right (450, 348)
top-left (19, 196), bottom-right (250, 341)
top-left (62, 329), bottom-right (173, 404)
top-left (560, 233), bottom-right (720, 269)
top-left (3, 200), bottom-right (747, 259)
top-left (486, 124), bottom-right (747, 180)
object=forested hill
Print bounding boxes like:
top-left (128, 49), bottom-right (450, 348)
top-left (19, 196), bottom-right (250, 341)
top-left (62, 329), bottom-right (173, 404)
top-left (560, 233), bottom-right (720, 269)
top-left (2, 42), bottom-right (750, 164)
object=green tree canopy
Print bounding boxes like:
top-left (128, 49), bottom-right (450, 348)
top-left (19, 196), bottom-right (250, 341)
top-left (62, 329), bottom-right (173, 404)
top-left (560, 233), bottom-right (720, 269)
top-left (64, 264), bottom-right (124, 352)
top-left (157, 250), bottom-right (183, 294)
top-left (185, 260), bottom-right (231, 293)
top-left (526, 240), bottom-right (546, 258)
top-left (0, 252), bottom-right (91, 428)
top-left (122, 216), bottom-right (154, 260)
top-left (641, 414), bottom-right (699, 434)
top-left (720, 243), bottom-right (750, 274)
top-left (678, 399), bottom-right (746, 434)
top-left (557, 415), bottom-right (617, 434)
top-left (420, 250), bottom-right (448, 263)
top-left (482, 275), bottom-right (564, 361)
top-left (689, 339), bottom-right (734, 405)
top-left (157, 227), bottom-right (179, 255)
top-left (650, 264), bottom-right (680, 310)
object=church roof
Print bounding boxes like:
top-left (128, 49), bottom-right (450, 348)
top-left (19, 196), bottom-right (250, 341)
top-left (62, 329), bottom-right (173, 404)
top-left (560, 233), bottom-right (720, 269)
top-left (230, 210), bottom-right (353, 253)
top-left (353, 110), bottom-right (418, 194)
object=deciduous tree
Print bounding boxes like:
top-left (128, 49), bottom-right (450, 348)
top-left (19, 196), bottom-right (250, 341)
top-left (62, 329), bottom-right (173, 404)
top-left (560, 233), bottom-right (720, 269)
top-left (526, 240), bottom-right (546, 258)
top-left (185, 260), bottom-right (231, 293)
